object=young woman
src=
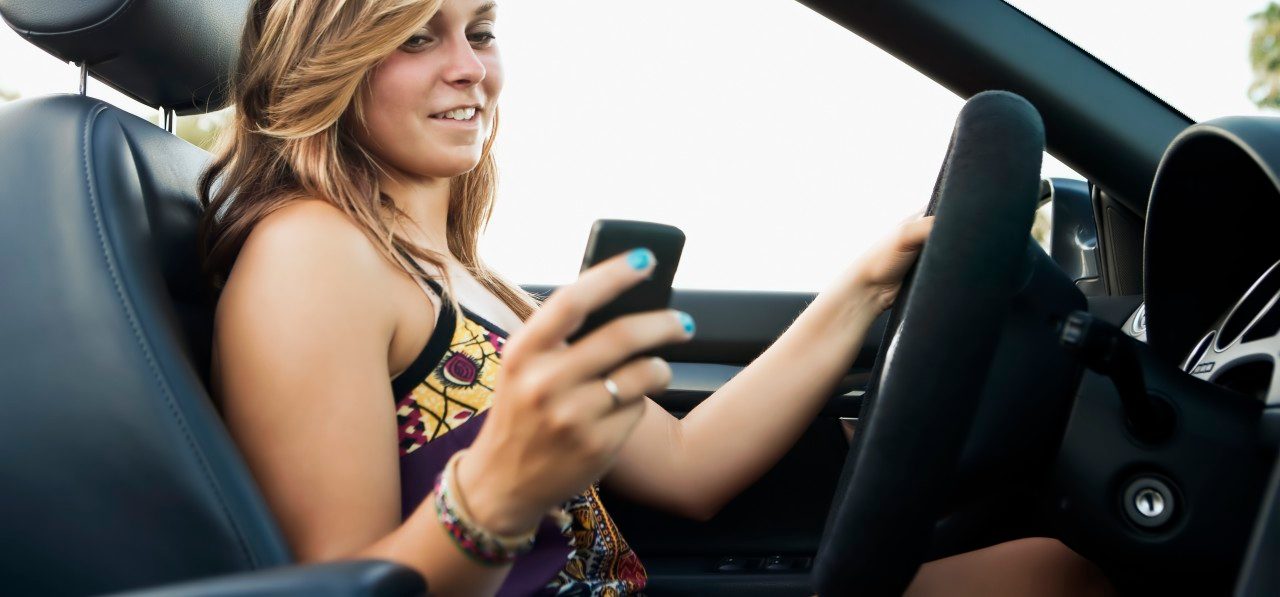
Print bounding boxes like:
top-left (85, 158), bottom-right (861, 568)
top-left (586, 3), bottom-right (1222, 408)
top-left (199, 0), bottom-right (1113, 595)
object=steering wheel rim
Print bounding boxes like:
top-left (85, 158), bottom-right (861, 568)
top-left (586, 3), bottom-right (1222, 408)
top-left (812, 91), bottom-right (1047, 596)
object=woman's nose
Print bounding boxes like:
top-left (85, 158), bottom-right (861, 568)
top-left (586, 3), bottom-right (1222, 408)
top-left (443, 37), bottom-right (485, 87)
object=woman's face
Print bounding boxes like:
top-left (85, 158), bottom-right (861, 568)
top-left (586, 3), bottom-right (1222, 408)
top-left (358, 0), bottom-right (502, 180)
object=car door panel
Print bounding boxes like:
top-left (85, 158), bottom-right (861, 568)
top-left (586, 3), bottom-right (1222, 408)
top-left (525, 286), bottom-right (887, 594)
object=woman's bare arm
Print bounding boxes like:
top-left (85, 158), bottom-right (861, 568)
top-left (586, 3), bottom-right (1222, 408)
top-left (602, 283), bottom-right (878, 521)
top-left (213, 200), bottom-right (512, 596)
top-left (604, 218), bottom-right (933, 520)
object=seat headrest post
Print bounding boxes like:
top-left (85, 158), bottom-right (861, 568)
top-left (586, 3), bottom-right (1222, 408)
top-left (78, 61), bottom-right (86, 96)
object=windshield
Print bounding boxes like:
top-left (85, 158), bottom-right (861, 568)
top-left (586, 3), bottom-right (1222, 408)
top-left (1007, 0), bottom-right (1276, 122)
top-left (0, 2), bottom-right (1083, 291)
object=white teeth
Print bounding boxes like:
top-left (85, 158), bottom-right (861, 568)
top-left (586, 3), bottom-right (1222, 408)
top-left (436, 107), bottom-right (477, 121)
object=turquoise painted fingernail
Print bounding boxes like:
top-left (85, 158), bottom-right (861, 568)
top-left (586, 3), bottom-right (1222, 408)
top-left (677, 311), bottom-right (696, 336)
top-left (628, 248), bottom-right (654, 270)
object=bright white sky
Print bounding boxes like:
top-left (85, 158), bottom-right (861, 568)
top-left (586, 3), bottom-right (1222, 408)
top-left (0, 1), bottom-right (1271, 290)
top-left (1007, 0), bottom-right (1266, 121)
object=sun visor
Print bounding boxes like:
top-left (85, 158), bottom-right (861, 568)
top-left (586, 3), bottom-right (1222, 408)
top-left (0, 0), bottom-right (249, 115)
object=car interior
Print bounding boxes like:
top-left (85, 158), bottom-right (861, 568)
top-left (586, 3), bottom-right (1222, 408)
top-left (1, 0), bottom-right (1278, 595)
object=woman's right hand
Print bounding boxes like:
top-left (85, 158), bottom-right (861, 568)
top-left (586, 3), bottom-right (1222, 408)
top-left (456, 248), bottom-right (694, 535)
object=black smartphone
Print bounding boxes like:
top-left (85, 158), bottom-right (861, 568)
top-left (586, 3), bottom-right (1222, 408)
top-left (567, 219), bottom-right (685, 344)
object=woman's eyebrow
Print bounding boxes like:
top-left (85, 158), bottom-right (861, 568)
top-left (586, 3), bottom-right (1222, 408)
top-left (475, 1), bottom-right (497, 17)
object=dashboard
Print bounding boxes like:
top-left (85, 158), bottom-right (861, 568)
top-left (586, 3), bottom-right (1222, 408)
top-left (1053, 116), bottom-right (1280, 597)
top-left (1179, 259), bottom-right (1280, 405)
top-left (1124, 258), bottom-right (1280, 406)
top-left (1136, 117), bottom-right (1280, 411)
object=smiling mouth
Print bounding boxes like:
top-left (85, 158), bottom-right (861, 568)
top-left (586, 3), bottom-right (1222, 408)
top-left (430, 107), bottom-right (479, 122)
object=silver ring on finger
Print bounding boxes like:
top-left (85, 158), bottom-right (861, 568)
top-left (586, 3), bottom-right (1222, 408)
top-left (603, 376), bottom-right (622, 409)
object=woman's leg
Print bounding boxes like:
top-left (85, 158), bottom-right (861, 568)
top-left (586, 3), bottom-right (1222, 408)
top-left (904, 538), bottom-right (1115, 597)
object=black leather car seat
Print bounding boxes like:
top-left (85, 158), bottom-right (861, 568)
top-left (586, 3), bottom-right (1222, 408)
top-left (0, 1), bottom-right (423, 594)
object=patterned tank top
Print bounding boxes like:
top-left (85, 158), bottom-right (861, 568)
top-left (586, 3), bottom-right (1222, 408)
top-left (391, 262), bottom-right (647, 596)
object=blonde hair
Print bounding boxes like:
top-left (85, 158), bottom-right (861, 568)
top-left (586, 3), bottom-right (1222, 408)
top-left (197, 0), bottom-right (539, 322)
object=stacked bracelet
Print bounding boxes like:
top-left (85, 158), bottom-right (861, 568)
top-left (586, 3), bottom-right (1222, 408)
top-left (433, 449), bottom-right (537, 566)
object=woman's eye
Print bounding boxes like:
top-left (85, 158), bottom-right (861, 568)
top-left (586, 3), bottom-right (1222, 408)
top-left (468, 31), bottom-right (497, 47)
top-left (402, 34), bottom-right (435, 50)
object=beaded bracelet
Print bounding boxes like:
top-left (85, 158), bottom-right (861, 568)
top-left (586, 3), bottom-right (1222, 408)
top-left (433, 449), bottom-right (537, 566)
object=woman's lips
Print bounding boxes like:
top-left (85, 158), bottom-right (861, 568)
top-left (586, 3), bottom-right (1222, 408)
top-left (429, 113), bottom-right (480, 128)
top-left (429, 105), bottom-right (481, 125)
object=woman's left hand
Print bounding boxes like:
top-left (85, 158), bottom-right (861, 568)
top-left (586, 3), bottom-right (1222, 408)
top-left (842, 215), bottom-right (935, 313)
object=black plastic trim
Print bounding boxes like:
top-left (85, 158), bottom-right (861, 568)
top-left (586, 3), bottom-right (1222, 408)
top-left (106, 560), bottom-right (426, 597)
top-left (524, 285), bottom-right (888, 368)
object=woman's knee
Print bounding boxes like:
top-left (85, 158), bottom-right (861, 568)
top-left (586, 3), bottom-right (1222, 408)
top-left (975, 538), bottom-right (1114, 597)
top-left (906, 537), bottom-right (1114, 597)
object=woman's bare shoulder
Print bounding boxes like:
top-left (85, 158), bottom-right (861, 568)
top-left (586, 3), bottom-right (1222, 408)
top-left (234, 199), bottom-right (393, 282)
top-left (218, 199), bottom-right (399, 344)
top-left (240, 199), bottom-right (385, 272)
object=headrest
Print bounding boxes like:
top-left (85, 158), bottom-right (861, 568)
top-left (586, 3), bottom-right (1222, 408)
top-left (0, 0), bottom-right (250, 115)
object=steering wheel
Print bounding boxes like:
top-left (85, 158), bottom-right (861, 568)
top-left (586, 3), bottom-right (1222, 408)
top-left (812, 91), bottom-right (1050, 595)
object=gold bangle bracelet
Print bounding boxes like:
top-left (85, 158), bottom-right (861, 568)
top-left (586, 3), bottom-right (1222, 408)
top-left (444, 450), bottom-right (538, 549)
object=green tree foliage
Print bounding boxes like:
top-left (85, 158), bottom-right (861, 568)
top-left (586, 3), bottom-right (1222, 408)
top-left (1250, 2), bottom-right (1280, 109)
top-left (0, 74), bottom-right (226, 148)
top-left (1031, 199), bottom-right (1052, 254)
top-left (148, 109), bottom-right (232, 151)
